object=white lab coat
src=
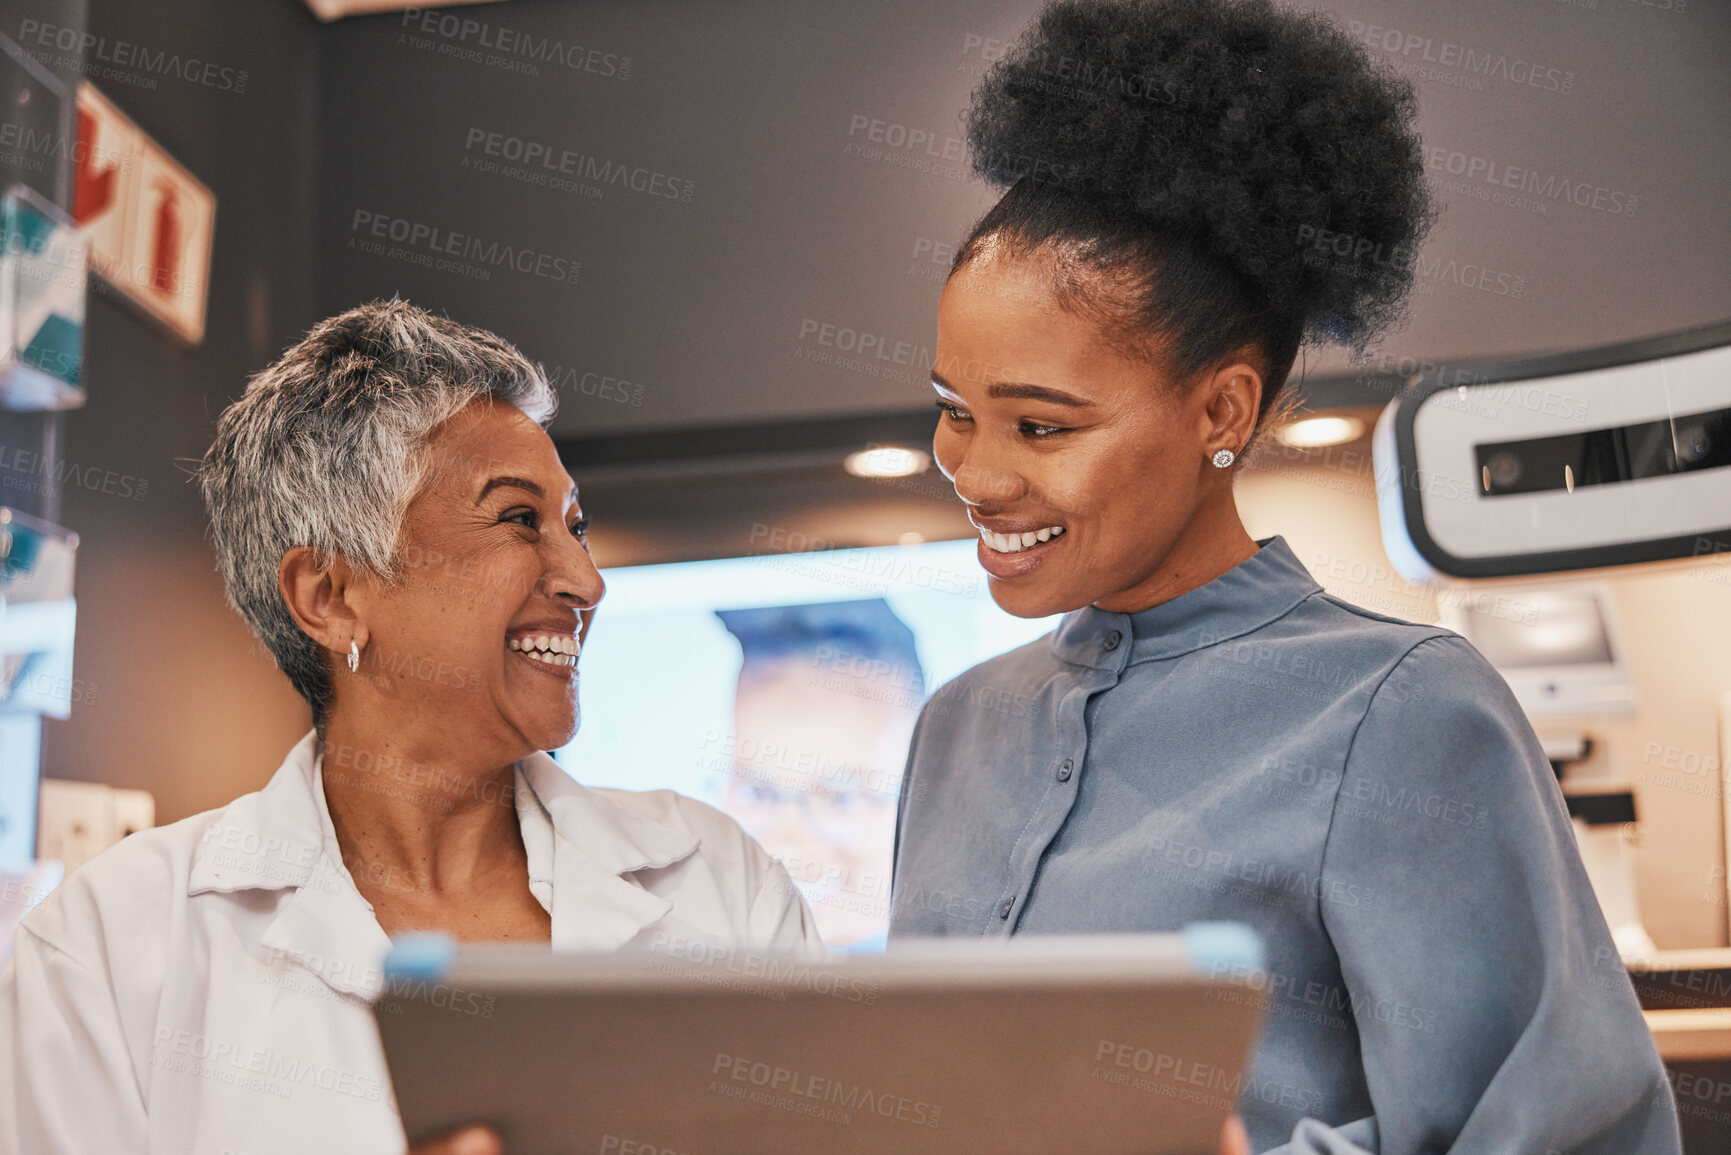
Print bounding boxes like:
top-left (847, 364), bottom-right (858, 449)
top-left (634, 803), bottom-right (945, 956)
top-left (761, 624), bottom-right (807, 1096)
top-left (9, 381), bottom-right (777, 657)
top-left (0, 731), bottom-right (824, 1155)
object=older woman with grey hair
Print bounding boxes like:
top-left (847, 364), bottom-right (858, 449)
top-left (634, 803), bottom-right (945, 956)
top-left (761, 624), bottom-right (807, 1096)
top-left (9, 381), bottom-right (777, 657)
top-left (0, 300), bottom-right (823, 1155)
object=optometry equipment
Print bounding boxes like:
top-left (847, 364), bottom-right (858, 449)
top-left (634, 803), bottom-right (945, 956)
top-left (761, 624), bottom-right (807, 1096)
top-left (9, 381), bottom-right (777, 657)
top-left (1374, 319), bottom-right (1731, 582)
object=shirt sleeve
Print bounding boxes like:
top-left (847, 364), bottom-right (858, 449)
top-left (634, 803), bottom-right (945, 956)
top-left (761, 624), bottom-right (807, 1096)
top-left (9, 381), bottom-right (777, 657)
top-left (746, 851), bottom-right (828, 957)
top-left (0, 923), bottom-right (149, 1155)
top-left (1283, 633), bottom-right (1679, 1155)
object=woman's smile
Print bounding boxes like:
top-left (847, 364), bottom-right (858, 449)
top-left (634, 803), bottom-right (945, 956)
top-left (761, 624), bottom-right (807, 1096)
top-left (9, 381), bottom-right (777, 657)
top-left (506, 627), bottom-right (580, 676)
top-left (973, 515), bottom-right (1069, 579)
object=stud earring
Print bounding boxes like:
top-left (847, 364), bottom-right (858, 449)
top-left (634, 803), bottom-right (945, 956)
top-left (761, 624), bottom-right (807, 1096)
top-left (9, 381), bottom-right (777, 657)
top-left (1211, 448), bottom-right (1236, 469)
top-left (348, 639), bottom-right (361, 673)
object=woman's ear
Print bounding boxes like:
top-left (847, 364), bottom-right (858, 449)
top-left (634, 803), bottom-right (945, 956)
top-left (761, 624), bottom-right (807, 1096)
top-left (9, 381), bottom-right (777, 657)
top-left (279, 547), bottom-right (364, 656)
top-left (1199, 357), bottom-right (1265, 461)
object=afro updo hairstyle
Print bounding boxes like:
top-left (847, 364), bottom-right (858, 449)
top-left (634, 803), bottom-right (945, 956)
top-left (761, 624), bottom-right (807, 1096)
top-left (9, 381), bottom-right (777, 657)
top-left (955, 0), bottom-right (1435, 431)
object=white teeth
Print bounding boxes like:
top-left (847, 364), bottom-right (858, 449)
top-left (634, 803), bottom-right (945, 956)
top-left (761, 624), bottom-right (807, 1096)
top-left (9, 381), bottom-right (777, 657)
top-left (979, 526), bottom-right (1066, 554)
top-left (508, 634), bottom-right (580, 661)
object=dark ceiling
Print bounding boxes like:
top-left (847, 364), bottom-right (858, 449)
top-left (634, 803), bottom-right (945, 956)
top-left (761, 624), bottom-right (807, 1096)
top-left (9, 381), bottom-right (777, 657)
top-left (314, 0), bottom-right (1731, 564)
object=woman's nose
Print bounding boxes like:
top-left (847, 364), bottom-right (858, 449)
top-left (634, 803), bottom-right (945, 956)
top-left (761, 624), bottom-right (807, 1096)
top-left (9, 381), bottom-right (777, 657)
top-left (951, 449), bottom-right (1025, 507)
top-left (543, 528), bottom-right (606, 609)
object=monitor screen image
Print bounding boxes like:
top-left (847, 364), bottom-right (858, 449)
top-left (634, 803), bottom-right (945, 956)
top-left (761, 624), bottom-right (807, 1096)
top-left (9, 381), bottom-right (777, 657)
top-left (552, 539), bottom-right (1061, 951)
top-left (1436, 584), bottom-right (1635, 718)
top-left (1444, 587), bottom-right (1615, 670)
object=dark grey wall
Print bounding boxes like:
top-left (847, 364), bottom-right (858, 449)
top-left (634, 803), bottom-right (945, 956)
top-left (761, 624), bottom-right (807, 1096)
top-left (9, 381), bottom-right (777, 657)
top-left (318, 0), bottom-right (1731, 439)
top-left (319, 0), bottom-right (1014, 437)
top-left (2, 0), bottom-right (326, 818)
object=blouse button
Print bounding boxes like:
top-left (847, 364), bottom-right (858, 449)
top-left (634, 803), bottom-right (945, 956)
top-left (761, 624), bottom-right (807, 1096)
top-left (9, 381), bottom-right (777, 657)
top-left (998, 897), bottom-right (1015, 920)
top-left (1057, 758), bottom-right (1074, 782)
top-left (1102, 630), bottom-right (1122, 652)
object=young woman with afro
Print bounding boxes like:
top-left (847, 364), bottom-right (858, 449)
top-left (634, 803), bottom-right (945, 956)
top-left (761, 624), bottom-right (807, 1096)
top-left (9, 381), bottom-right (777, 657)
top-left (888, 2), bottom-right (1680, 1152)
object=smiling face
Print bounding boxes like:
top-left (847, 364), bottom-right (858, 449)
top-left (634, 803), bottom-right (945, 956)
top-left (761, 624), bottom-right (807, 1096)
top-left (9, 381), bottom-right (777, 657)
top-left (337, 397), bottom-right (605, 760)
top-left (931, 247), bottom-right (1264, 619)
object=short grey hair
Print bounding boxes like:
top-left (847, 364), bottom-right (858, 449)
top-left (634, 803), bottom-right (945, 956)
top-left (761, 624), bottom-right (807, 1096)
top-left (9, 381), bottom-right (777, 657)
top-left (199, 299), bottom-right (558, 725)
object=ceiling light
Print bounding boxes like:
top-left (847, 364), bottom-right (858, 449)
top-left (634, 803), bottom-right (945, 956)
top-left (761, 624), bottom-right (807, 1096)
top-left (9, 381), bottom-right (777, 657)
top-left (844, 445), bottom-right (929, 478)
top-left (1275, 415), bottom-right (1365, 449)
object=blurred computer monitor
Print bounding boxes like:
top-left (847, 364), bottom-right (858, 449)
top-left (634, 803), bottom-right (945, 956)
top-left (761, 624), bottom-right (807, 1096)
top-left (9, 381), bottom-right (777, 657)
top-left (1437, 583), bottom-right (1636, 718)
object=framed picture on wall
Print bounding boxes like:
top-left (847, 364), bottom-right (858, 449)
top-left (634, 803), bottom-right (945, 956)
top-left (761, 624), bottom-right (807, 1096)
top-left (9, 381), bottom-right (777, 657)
top-left (72, 83), bottom-right (215, 346)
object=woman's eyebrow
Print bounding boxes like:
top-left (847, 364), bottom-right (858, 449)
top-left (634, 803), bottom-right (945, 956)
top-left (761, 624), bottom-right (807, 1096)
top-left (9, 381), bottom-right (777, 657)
top-left (477, 476), bottom-right (544, 502)
top-left (930, 371), bottom-right (1092, 407)
top-left (478, 476), bottom-right (581, 505)
top-left (986, 382), bottom-right (1092, 407)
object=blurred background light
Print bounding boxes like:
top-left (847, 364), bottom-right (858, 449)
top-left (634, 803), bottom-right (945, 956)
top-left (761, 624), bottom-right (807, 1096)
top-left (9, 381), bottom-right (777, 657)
top-left (1275, 415), bottom-right (1365, 449)
top-left (844, 445), bottom-right (929, 478)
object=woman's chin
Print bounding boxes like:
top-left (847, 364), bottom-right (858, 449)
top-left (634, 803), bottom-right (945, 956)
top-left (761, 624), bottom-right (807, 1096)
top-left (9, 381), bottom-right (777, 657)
top-left (525, 711), bottom-right (579, 754)
top-left (501, 695), bottom-right (579, 754)
top-left (988, 577), bottom-right (1085, 621)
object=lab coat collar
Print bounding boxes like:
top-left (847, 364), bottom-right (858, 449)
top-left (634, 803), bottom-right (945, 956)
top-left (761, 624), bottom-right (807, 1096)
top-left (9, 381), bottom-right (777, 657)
top-left (516, 750), bottom-right (699, 876)
top-left (187, 730), bottom-right (331, 897)
top-left (513, 750), bottom-right (700, 951)
top-left (186, 732), bottom-right (706, 996)
top-left (187, 731), bottom-right (389, 999)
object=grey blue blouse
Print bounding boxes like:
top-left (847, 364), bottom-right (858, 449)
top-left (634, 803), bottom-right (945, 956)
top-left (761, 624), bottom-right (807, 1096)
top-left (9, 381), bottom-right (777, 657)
top-left (889, 537), bottom-right (1679, 1154)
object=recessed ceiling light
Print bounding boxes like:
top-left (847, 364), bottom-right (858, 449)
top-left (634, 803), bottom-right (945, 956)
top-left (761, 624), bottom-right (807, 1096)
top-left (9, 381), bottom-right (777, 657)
top-left (844, 445), bottom-right (930, 478)
top-left (1275, 415), bottom-right (1365, 449)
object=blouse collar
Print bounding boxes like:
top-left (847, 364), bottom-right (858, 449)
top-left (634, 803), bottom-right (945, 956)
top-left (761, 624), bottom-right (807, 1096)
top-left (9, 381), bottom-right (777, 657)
top-left (1051, 536), bottom-right (1322, 670)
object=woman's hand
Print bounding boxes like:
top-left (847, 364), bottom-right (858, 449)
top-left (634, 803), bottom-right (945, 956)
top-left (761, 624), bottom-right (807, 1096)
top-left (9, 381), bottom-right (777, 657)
top-left (408, 1124), bottom-right (502, 1155)
top-left (1221, 1114), bottom-right (1252, 1155)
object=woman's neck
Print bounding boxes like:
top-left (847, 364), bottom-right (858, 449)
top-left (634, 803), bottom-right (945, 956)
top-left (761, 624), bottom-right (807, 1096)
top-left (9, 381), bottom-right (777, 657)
top-left (316, 717), bottom-right (527, 897)
top-left (1092, 500), bottom-right (1260, 615)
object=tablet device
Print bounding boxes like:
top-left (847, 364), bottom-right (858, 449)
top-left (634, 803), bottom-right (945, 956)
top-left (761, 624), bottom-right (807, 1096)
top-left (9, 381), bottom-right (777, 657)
top-left (375, 924), bottom-right (1268, 1155)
